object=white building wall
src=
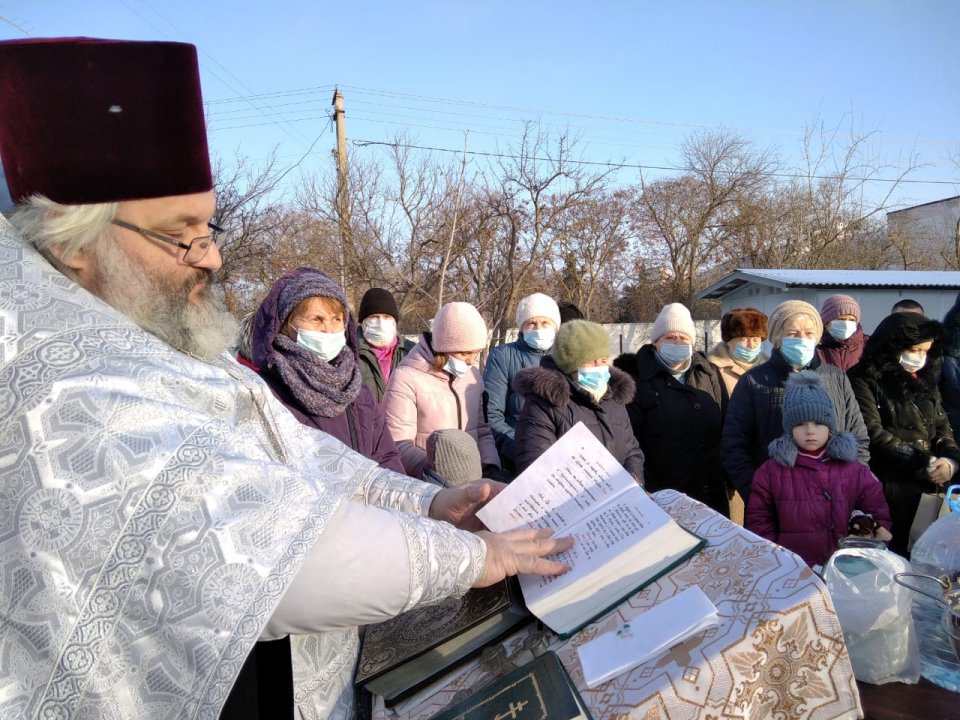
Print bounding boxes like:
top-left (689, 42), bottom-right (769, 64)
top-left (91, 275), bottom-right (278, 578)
top-left (888, 197), bottom-right (960, 256)
top-left (718, 285), bottom-right (960, 334)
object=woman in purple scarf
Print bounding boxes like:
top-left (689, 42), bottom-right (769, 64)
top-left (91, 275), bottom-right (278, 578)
top-left (246, 267), bottom-right (404, 473)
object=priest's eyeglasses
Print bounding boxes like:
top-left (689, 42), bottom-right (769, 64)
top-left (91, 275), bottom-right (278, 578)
top-left (111, 218), bottom-right (225, 264)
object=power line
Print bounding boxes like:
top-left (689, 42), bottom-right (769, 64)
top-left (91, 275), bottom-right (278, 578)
top-left (205, 84), bottom-right (336, 106)
top-left (211, 115), bottom-right (332, 132)
top-left (117, 0), bottom-right (315, 148)
top-left (0, 14), bottom-right (29, 35)
top-left (351, 138), bottom-right (959, 186)
top-left (346, 110), bottom-right (681, 155)
top-left (204, 82), bottom-right (960, 148)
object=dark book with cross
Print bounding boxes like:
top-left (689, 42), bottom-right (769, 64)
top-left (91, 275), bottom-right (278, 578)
top-left (427, 651), bottom-right (592, 720)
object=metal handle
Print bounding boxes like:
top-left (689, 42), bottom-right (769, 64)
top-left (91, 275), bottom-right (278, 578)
top-left (894, 572), bottom-right (951, 605)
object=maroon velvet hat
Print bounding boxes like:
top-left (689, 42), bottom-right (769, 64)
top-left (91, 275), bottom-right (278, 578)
top-left (0, 37), bottom-right (213, 205)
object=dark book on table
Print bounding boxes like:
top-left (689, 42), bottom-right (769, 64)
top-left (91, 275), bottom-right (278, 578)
top-left (427, 651), bottom-right (593, 720)
top-left (355, 578), bottom-right (532, 707)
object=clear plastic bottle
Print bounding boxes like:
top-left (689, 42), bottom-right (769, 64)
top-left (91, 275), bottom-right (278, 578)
top-left (908, 484), bottom-right (960, 691)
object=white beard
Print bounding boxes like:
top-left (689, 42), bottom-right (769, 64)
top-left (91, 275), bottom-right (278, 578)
top-left (91, 242), bottom-right (239, 361)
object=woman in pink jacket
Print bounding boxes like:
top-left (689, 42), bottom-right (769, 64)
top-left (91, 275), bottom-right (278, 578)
top-left (382, 302), bottom-right (504, 480)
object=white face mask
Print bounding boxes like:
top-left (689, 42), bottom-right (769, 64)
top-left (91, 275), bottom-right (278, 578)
top-left (296, 327), bottom-right (347, 361)
top-left (827, 319), bottom-right (857, 342)
top-left (899, 350), bottom-right (926, 373)
top-left (444, 357), bottom-right (470, 377)
top-left (362, 316), bottom-right (397, 347)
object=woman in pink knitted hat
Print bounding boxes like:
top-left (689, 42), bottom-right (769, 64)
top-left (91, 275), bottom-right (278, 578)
top-left (816, 294), bottom-right (868, 371)
top-left (382, 302), bottom-right (505, 481)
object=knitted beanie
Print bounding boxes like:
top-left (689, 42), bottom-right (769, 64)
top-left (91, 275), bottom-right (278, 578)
top-left (515, 292), bottom-right (561, 329)
top-left (820, 294), bottom-right (861, 325)
top-left (721, 307), bottom-right (768, 342)
top-left (551, 320), bottom-right (610, 374)
top-left (432, 302), bottom-right (488, 353)
top-left (782, 370), bottom-right (837, 434)
top-left (768, 300), bottom-right (823, 347)
top-left (358, 288), bottom-right (400, 323)
top-left (557, 301), bottom-right (584, 324)
top-left (651, 303), bottom-right (696, 342)
top-left (426, 429), bottom-right (483, 487)
top-left (277, 270), bottom-right (347, 324)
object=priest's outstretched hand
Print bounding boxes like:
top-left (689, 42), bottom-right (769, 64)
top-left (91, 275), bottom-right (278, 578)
top-left (429, 479), bottom-right (506, 531)
top-left (473, 528), bottom-right (573, 588)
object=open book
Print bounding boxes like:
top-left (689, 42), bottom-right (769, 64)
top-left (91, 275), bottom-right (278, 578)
top-left (476, 422), bottom-right (705, 637)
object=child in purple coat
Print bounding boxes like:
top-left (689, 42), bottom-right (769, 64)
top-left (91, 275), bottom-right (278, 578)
top-left (745, 370), bottom-right (892, 567)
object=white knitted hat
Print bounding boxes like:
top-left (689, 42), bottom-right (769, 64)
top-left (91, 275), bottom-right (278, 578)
top-left (652, 303), bottom-right (696, 341)
top-left (515, 293), bottom-right (561, 329)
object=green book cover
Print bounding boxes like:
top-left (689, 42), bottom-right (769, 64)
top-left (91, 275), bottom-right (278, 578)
top-left (555, 529), bottom-right (707, 639)
top-left (428, 651), bottom-right (593, 720)
top-left (356, 578), bottom-right (532, 706)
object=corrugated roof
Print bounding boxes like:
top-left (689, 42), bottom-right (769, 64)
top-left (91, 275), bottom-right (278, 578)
top-left (698, 268), bottom-right (960, 299)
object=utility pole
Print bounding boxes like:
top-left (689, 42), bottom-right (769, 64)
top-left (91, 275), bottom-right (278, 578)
top-left (331, 87), bottom-right (351, 288)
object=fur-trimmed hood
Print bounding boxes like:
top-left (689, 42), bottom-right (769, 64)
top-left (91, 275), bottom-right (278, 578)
top-left (768, 430), bottom-right (859, 468)
top-left (512, 356), bottom-right (635, 408)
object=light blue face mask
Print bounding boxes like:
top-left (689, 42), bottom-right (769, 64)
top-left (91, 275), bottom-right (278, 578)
top-left (577, 365), bottom-right (611, 392)
top-left (780, 336), bottom-right (817, 368)
top-left (444, 357), bottom-right (470, 378)
top-left (657, 342), bottom-right (692, 367)
top-left (296, 328), bottom-right (347, 361)
top-left (523, 328), bottom-right (556, 351)
top-left (732, 342), bottom-right (761, 363)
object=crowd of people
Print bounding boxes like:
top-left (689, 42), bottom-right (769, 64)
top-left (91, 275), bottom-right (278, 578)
top-left (240, 264), bottom-right (960, 572)
top-left (2, 36), bottom-right (959, 720)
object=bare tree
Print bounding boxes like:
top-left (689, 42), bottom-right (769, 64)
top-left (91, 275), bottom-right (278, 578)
top-left (214, 152), bottom-right (303, 315)
top-left (548, 189), bottom-right (632, 320)
top-left (630, 129), bottom-right (778, 309)
top-left (787, 117), bottom-right (922, 267)
top-left (459, 124), bottom-right (619, 343)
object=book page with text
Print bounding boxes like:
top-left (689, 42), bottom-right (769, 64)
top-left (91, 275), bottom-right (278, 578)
top-left (517, 489), bottom-right (673, 605)
top-left (477, 422), bottom-right (637, 533)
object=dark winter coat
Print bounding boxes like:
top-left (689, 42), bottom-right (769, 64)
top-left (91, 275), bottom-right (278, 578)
top-left (722, 348), bottom-right (870, 504)
top-left (746, 432), bottom-right (891, 567)
top-left (613, 345), bottom-right (730, 515)
top-left (512, 357), bottom-right (645, 480)
top-left (816, 325), bottom-right (868, 372)
top-left (249, 268), bottom-right (404, 475)
top-left (942, 356), bottom-right (960, 435)
top-left (847, 311), bottom-right (960, 555)
top-left (483, 335), bottom-right (548, 464)
top-left (940, 292), bottom-right (960, 434)
top-left (358, 332), bottom-right (414, 403)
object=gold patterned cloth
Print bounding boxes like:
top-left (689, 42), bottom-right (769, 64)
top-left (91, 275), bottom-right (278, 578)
top-left (376, 490), bottom-right (863, 720)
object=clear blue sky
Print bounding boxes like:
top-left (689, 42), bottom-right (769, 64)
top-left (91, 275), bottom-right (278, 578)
top-left (2, 1), bottom-right (958, 209)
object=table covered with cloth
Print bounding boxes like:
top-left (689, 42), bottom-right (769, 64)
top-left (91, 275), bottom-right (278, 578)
top-left (374, 490), bottom-right (863, 720)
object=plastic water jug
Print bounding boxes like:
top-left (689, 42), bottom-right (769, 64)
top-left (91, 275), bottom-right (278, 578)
top-left (903, 485), bottom-right (960, 691)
